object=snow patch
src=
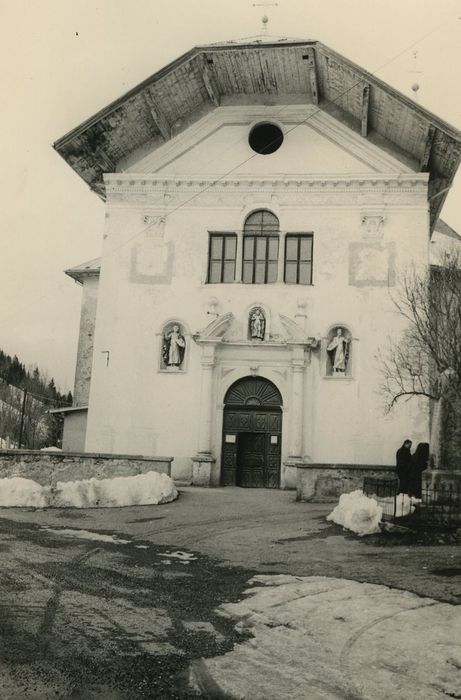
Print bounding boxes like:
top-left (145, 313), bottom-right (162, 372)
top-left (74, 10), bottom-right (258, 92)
top-left (0, 471), bottom-right (178, 509)
top-left (41, 527), bottom-right (131, 544)
top-left (0, 477), bottom-right (48, 509)
top-left (40, 446), bottom-right (62, 452)
top-left (193, 575), bottom-right (461, 700)
top-left (159, 551), bottom-right (198, 565)
top-left (327, 489), bottom-right (382, 536)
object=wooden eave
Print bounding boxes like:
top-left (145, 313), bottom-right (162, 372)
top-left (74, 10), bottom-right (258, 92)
top-left (65, 257), bottom-right (101, 285)
top-left (53, 39), bottom-right (461, 231)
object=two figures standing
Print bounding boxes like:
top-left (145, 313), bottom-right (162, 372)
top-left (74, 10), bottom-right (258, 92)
top-left (396, 440), bottom-right (429, 498)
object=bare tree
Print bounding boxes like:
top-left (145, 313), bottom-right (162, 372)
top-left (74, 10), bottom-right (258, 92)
top-left (379, 250), bottom-right (461, 412)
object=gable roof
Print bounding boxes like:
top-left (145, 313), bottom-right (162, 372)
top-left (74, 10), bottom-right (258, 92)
top-left (53, 38), bottom-right (461, 231)
top-left (65, 257), bottom-right (101, 284)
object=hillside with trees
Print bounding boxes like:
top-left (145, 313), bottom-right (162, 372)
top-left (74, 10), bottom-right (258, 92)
top-left (0, 350), bottom-right (72, 449)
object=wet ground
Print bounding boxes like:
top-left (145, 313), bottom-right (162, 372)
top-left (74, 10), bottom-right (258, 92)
top-left (0, 487), bottom-right (459, 698)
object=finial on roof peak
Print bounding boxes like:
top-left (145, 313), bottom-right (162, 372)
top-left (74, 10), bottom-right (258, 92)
top-left (252, 1), bottom-right (278, 33)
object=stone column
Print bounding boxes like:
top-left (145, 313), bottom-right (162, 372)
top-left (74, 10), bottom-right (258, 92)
top-left (197, 345), bottom-right (216, 455)
top-left (193, 342), bottom-right (217, 486)
top-left (289, 346), bottom-right (306, 460)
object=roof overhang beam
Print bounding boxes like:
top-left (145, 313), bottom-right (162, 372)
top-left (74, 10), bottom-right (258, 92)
top-left (202, 57), bottom-right (220, 107)
top-left (361, 83), bottom-right (370, 138)
top-left (420, 124), bottom-right (436, 172)
top-left (143, 90), bottom-right (172, 141)
top-left (303, 49), bottom-right (319, 104)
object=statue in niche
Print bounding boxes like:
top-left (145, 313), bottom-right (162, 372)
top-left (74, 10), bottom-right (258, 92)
top-left (327, 327), bottom-right (351, 374)
top-left (162, 324), bottom-right (186, 368)
top-left (249, 308), bottom-right (266, 340)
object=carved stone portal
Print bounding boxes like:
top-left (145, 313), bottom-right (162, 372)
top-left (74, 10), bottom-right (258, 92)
top-left (249, 307), bottom-right (266, 340)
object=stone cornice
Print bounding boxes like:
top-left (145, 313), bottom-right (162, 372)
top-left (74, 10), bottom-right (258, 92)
top-left (105, 173), bottom-right (428, 202)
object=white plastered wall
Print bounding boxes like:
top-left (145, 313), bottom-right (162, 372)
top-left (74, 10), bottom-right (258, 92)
top-left (84, 106), bottom-right (430, 484)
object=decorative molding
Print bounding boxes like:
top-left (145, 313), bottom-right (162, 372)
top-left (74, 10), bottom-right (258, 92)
top-left (279, 314), bottom-right (307, 342)
top-left (105, 174), bottom-right (429, 209)
top-left (360, 211), bottom-right (386, 239)
top-left (194, 312), bottom-right (234, 342)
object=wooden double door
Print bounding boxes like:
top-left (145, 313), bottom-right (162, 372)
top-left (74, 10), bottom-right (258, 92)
top-left (221, 408), bottom-right (282, 488)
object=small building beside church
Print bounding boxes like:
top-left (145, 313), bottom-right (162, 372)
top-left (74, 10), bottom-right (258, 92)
top-left (54, 37), bottom-right (461, 491)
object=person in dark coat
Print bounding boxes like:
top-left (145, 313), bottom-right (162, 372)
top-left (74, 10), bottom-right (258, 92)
top-left (408, 442), bottom-right (430, 499)
top-left (396, 439), bottom-right (412, 494)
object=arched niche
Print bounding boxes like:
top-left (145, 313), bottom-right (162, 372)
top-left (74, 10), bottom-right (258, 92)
top-left (159, 320), bottom-right (188, 372)
top-left (325, 325), bottom-right (353, 377)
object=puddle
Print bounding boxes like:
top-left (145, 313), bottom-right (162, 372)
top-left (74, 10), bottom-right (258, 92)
top-left (430, 568), bottom-right (461, 577)
top-left (41, 527), bottom-right (131, 545)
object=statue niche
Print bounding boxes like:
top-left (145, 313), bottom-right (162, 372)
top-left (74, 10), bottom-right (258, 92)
top-left (161, 322), bottom-right (186, 370)
top-left (326, 326), bottom-right (351, 376)
top-left (249, 307), bottom-right (266, 341)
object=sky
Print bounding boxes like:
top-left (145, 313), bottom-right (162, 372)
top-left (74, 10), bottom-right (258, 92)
top-left (0, 0), bottom-right (460, 391)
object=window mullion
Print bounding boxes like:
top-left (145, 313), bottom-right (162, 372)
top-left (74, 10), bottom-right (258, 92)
top-left (297, 237), bottom-right (301, 284)
top-left (221, 235), bottom-right (225, 283)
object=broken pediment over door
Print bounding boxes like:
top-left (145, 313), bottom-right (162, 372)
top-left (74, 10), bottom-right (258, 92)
top-left (195, 309), bottom-right (311, 345)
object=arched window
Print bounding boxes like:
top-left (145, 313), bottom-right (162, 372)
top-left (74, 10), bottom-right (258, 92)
top-left (242, 210), bottom-right (279, 284)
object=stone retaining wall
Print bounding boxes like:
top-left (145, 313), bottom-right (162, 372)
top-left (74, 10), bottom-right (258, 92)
top-left (0, 450), bottom-right (173, 487)
top-left (296, 463), bottom-right (396, 502)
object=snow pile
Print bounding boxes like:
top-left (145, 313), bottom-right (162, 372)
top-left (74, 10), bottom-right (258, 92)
top-left (54, 471), bottom-right (178, 508)
top-left (379, 493), bottom-right (420, 518)
top-left (0, 477), bottom-right (49, 508)
top-left (327, 489), bottom-right (382, 536)
top-left (40, 446), bottom-right (62, 452)
top-left (0, 471), bottom-right (178, 509)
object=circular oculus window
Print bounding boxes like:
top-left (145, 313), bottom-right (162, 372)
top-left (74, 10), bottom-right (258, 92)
top-left (249, 122), bottom-right (284, 155)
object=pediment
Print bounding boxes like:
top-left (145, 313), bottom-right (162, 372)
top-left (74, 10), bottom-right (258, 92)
top-left (195, 309), bottom-right (309, 345)
top-left (126, 106), bottom-right (409, 177)
top-left (54, 39), bottom-right (461, 229)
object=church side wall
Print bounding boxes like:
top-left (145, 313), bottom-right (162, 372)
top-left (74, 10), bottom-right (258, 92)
top-left (73, 276), bottom-right (99, 406)
top-left (84, 173), bottom-right (430, 486)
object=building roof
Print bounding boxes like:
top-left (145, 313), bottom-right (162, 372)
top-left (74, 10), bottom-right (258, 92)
top-left (48, 405), bottom-right (88, 414)
top-left (433, 219), bottom-right (461, 242)
top-left (65, 257), bottom-right (101, 284)
top-left (53, 38), bottom-right (461, 231)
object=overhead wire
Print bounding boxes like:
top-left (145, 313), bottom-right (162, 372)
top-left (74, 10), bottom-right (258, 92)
top-left (0, 9), bottom-right (458, 329)
top-left (97, 9), bottom-right (461, 261)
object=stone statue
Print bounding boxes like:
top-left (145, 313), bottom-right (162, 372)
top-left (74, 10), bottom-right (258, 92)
top-left (249, 308), bottom-right (266, 340)
top-left (327, 327), bottom-right (350, 373)
top-left (163, 324), bottom-right (186, 367)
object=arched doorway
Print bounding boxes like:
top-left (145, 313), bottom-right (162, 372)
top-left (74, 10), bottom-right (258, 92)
top-left (221, 376), bottom-right (282, 488)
